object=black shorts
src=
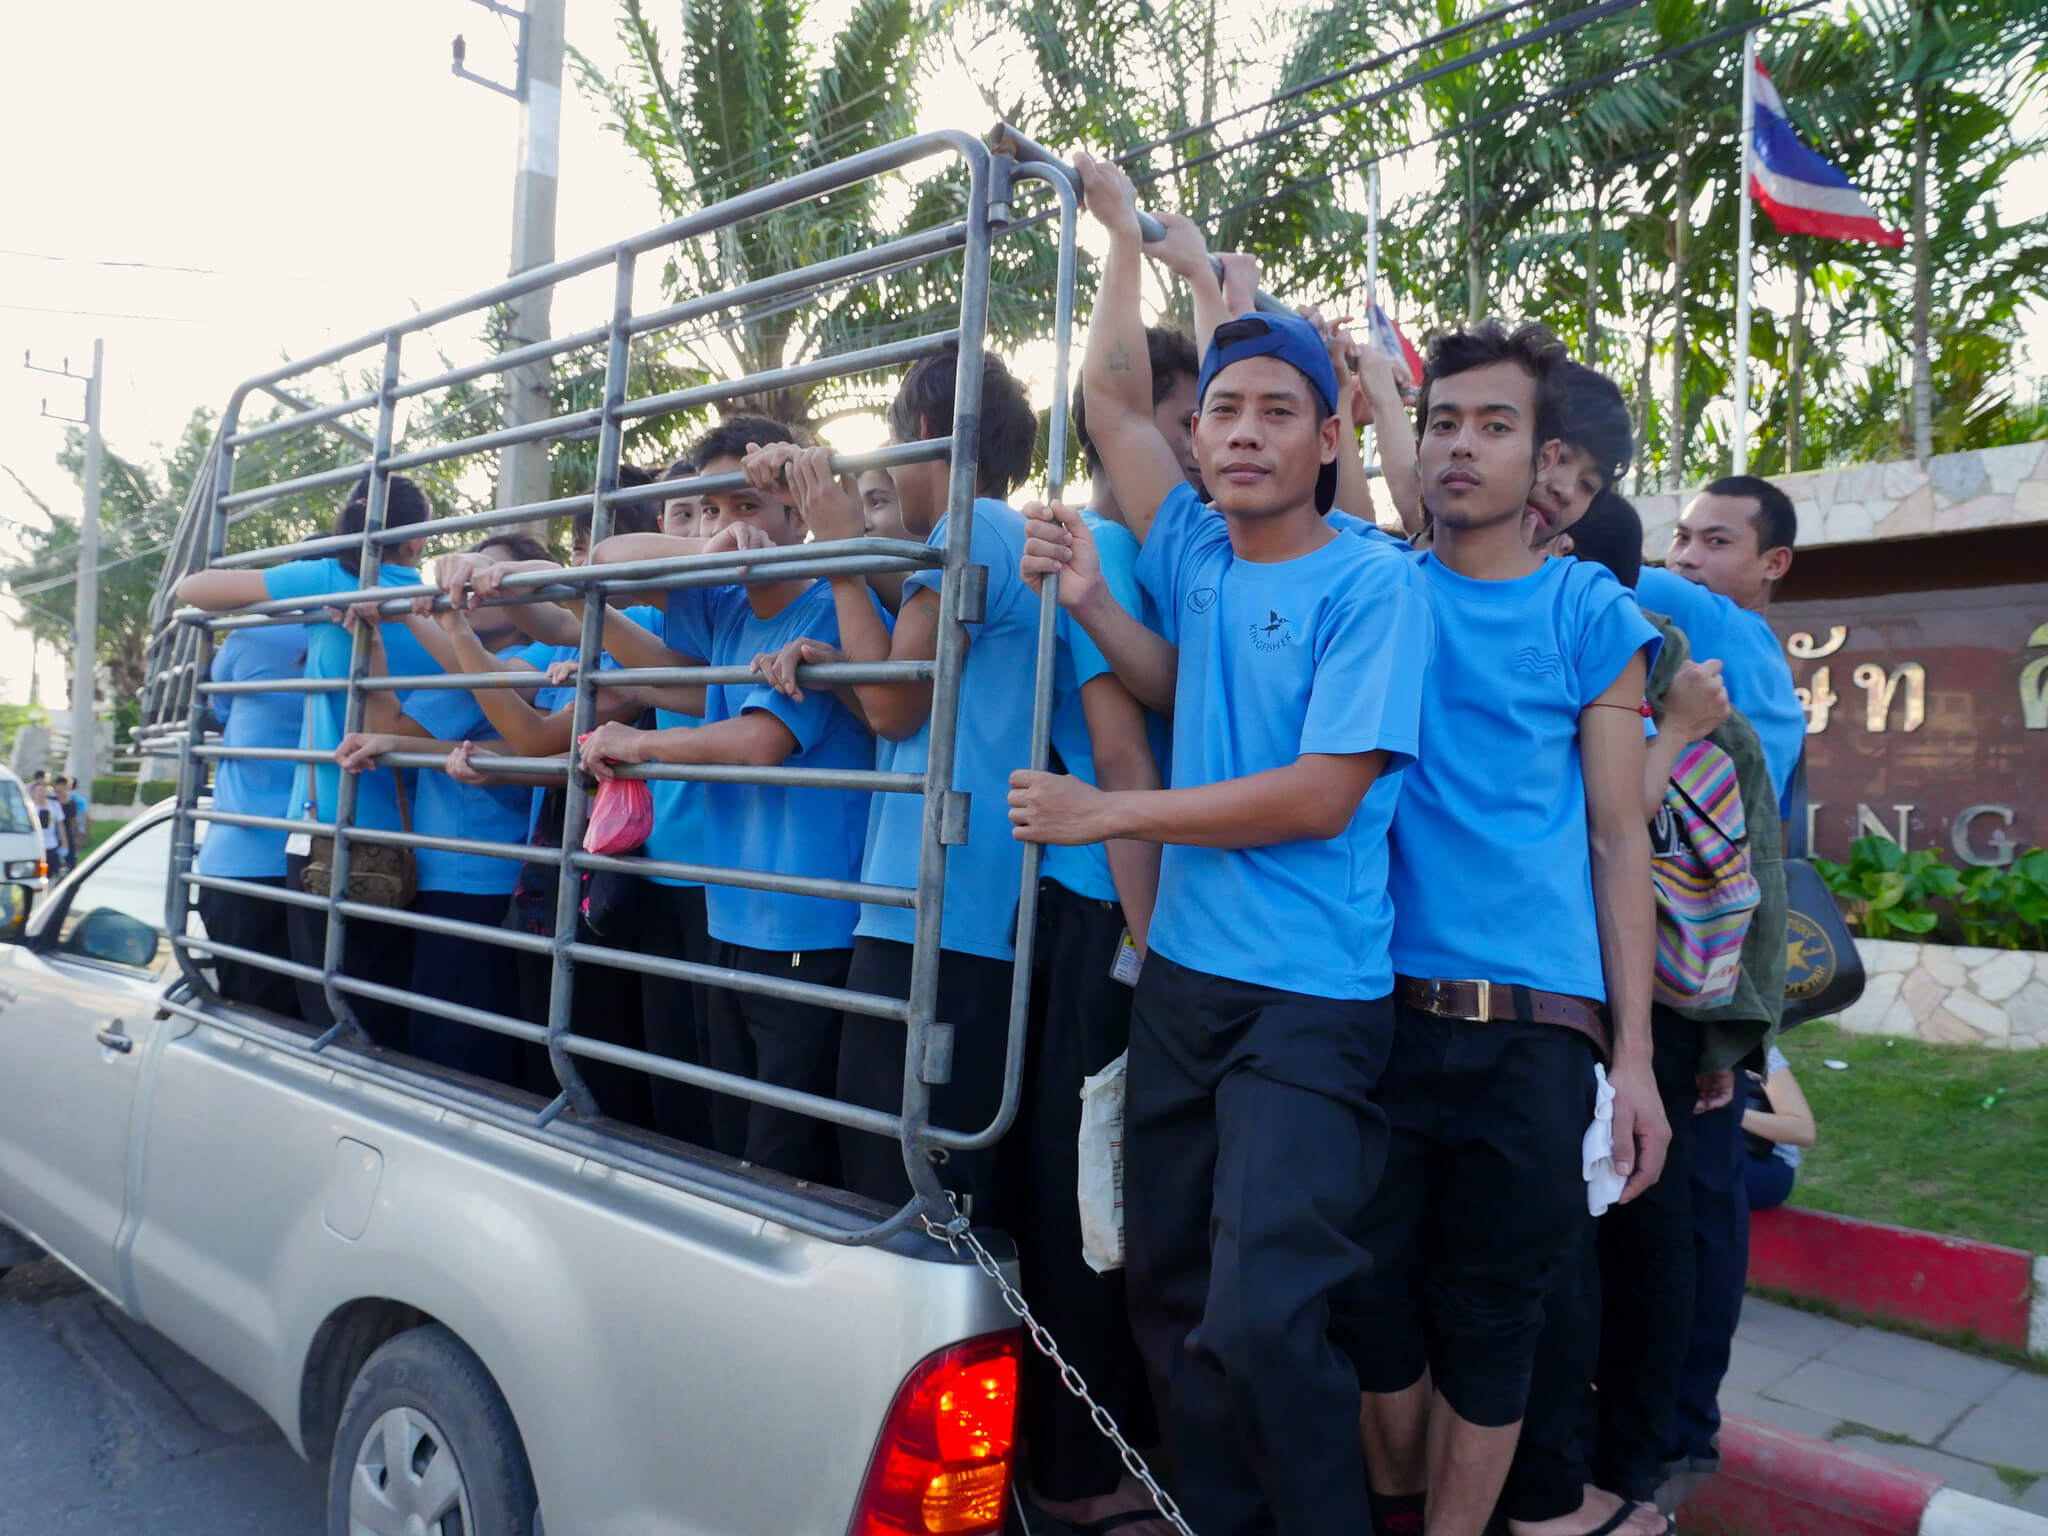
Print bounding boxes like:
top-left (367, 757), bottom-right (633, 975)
top-left (1345, 1000), bottom-right (1598, 1428)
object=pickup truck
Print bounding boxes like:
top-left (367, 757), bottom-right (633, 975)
top-left (0, 802), bottom-right (1019, 1534)
top-left (1, 127), bottom-right (1083, 1536)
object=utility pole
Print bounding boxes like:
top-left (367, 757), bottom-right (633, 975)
top-left (453, 0), bottom-right (565, 533)
top-left (25, 340), bottom-right (102, 783)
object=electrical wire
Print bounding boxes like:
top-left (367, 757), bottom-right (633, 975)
top-left (1130, 0), bottom-right (1656, 190)
top-left (1206, 0), bottom-right (1831, 226)
top-left (1113, 0), bottom-right (1552, 164)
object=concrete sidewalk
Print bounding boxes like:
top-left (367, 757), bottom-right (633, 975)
top-left (1724, 1296), bottom-right (2048, 1514)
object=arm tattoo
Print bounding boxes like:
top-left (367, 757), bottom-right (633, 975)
top-left (1107, 340), bottom-right (1133, 374)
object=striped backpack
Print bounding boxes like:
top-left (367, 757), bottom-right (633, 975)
top-left (1649, 740), bottom-right (1762, 1008)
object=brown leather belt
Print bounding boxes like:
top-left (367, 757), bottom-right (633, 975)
top-left (1396, 975), bottom-right (1611, 1062)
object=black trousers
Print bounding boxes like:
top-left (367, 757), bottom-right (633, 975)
top-left (194, 878), bottom-right (300, 1018)
top-left (1007, 881), bottom-right (1155, 1502)
top-left (515, 924), bottom-right (656, 1130)
top-left (1503, 1008), bottom-right (1701, 1520)
top-left (700, 939), bottom-right (849, 1182)
top-left (406, 889), bottom-right (525, 1089)
top-left (284, 852), bottom-right (414, 1050)
top-left (1124, 951), bottom-right (1392, 1536)
top-left (835, 936), bottom-right (1014, 1217)
top-left (1671, 1092), bottom-right (1750, 1462)
top-left (637, 883), bottom-right (716, 1146)
top-left (1348, 1003), bottom-right (1596, 1433)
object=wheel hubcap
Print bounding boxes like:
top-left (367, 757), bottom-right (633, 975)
top-left (350, 1405), bottom-right (473, 1536)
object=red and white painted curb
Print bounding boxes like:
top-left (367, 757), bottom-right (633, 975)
top-left (1683, 1416), bottom-right (2048, 1536)
top-left (1748, 1206), bottom-right (2047, 1359)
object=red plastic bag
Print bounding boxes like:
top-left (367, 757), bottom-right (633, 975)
top-left (582, 774), bottom-right (653, 857)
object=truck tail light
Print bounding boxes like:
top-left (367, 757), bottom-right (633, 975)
top-left (848, 1332), bottom-right (1020, 1535)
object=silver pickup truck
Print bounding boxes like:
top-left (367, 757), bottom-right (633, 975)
top-left (0, 128), bottom-right (1092, 1536)
top-left (0, 803), bottom-right (1017, 1534)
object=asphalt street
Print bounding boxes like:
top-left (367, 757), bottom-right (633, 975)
top-left (0, 1257), bottom-right (324, 1534)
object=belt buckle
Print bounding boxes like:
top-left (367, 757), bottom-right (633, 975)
top-left (1431, 977), bottom-right (1492, 1020)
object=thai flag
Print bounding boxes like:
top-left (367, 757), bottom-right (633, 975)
top-left (1750, 58), bottom-right (1904, 247)
top-left (1364, 301), bottom-right (1424, 388)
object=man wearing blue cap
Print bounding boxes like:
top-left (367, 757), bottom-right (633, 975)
top-left (1347, 321), bottom-right (1670, 1536)
top-left (1010, 152), bottom-right (1434, 1536)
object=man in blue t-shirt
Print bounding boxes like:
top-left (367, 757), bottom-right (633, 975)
top-left (194, 621), bottom-right (308, 1017)
top-left (1636, 477), bottom-right (1803, 807)
top-left (579, 444), bottom-right (874, 1185)
top-left (1010, 152), bottom-right (1433, 1536)
top-left (1341, 321), bottom-right (1670, 1536)
top-left (177, 472), bottom-right (442, 1046)
top-left (1633, 476), bottom-right (1804, 1485)
top-left (743, 346), bottom-right (1044, 1221)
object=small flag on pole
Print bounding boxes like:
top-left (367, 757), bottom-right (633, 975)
top-left (1364, 301), bottom-right (1424, 388)
top-left (1749, 58), bottom-right (1905, 247)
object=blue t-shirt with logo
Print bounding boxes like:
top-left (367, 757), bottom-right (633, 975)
top-left (397, 668), bottom-right (547, 896)
top-left (198, 623), bottom-right (309, 879)
top-left (665, 582), bottom-right (876, 951)
top-left (1389, 554), bottom-right (1662, 1001)
top-left (1136, 481), bottom-right (1434, 1000)
top-left (1042, 513), bottom-right (1167, 905)
top-left (1635, 567), bottom-right (1804, 806)
top-left (858, 498), bottom-right (1043, 961)
top-left (261, 558), bottom-right (443, 833)
top-left (541, 604), bottom-right (706, 886)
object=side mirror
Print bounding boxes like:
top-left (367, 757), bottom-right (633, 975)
top-left (67, 908), bottom-right (161, 968)
top-left (0, 884), bottom-right (30, 944)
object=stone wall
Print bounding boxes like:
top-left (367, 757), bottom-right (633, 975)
top-left (1838, 939), bottom-right (2048, 1049)
top-left (1634, 438), bottom-right (2048, 556)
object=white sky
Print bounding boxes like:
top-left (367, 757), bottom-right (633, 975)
top-left (0, 2), bottom-right (2040, 712)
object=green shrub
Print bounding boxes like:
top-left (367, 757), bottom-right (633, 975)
top-left (1814, 836), bottom-right (1963, 939)
top-left (137, 781), bottom-right (178, 807)
top-left (1952, 849), bottom-right (2048, 950)
top-left (90, 777), bottom-right (138, 806)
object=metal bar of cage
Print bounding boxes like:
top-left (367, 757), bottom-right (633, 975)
top-left (155, 127), bottom-right (1066, 1245)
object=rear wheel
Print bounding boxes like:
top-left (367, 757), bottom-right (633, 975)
top-left (326, 1323), bottom-right (536, 1536)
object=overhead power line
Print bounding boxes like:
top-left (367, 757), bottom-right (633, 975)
top-left (1132, 0), bottom-right (1656, 190)
top-left (1207, 0), bottom-right (1833, 225)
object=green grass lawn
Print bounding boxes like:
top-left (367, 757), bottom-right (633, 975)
top-left (82, 818), bottom-right (123, 858)
top-left (1777, 1021), bottom-right (2048, 1254)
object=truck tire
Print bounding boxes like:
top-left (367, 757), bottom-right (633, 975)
top-left (326, 1323), bottom-right (538, 1536)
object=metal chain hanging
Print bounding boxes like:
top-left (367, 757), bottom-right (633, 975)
top-left (923, 1201), bottom-right (1198, 1536)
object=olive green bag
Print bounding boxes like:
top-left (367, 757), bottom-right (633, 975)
top-left (301, 768), bottom-right (418, 908)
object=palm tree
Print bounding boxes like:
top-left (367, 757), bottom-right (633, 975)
top-left (573, 0), bottom-right (962, 431)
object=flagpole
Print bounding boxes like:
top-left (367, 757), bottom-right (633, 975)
top-left (1733, 29), bottom-right (1758, 474)
top-left (1366, 165), bottom-right (1382, 471)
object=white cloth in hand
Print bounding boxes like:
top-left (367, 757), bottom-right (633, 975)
top-left (1583, 1063), bottom-right (1626, 1216)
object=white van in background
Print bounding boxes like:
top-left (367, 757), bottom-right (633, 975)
top-left (0, 767), bottom-right (49, 914)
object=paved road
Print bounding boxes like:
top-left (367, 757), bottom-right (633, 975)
top-left (0, 1258), bottom-right (323, 1535)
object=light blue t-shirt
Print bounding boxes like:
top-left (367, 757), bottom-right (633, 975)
top-left (261, 558), bottom-right (444, 833)
top-left (665, 582), bottom-right (876, 951)
top-left (1389, 554), bottom-right (1662, 1001)
top-left (1634, 567), bottom-right (1804, 807)
top-left (1136, 482), bottom-right (1433, 1000)
top-left (1326, 507), bottom-right (1415, 554)
top-left (545, 603), bottom-right (706, 886)
top-left (858, 498), bottom-right (1043, 961)
top-left (198, 623), bottom-right (308, 879)
top-left (1759, 1043), bottom-right (1802, 1168)
top-left (1042, 513), bottom-right (1167, 904)
top-left (397, 681), bottom-right (537, 896)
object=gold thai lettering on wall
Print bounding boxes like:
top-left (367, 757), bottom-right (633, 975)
top-left (1852, 662), bottom-right (1925, 733)
top-left (2023, 621), bottom-right (2048, 730)
top-left (1788, 629), bottom-right (1845, 734)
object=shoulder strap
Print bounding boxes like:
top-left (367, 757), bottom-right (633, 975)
top-left (390, 765), bottom-right (413, 834)
top-left (1784, 751), bottom-right (1808, 860)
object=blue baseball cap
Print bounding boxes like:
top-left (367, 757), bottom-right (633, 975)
top-left (1195, 311), bottom-right (1344, 514)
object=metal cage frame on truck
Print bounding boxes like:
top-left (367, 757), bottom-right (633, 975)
top-left (137, 126), bottom-right (1089, 1250)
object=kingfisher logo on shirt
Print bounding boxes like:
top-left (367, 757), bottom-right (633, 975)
top-left (1252, 609), bottom-right (1295, 651)
top-left (1514, 646), bottom-right (1565, 679)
